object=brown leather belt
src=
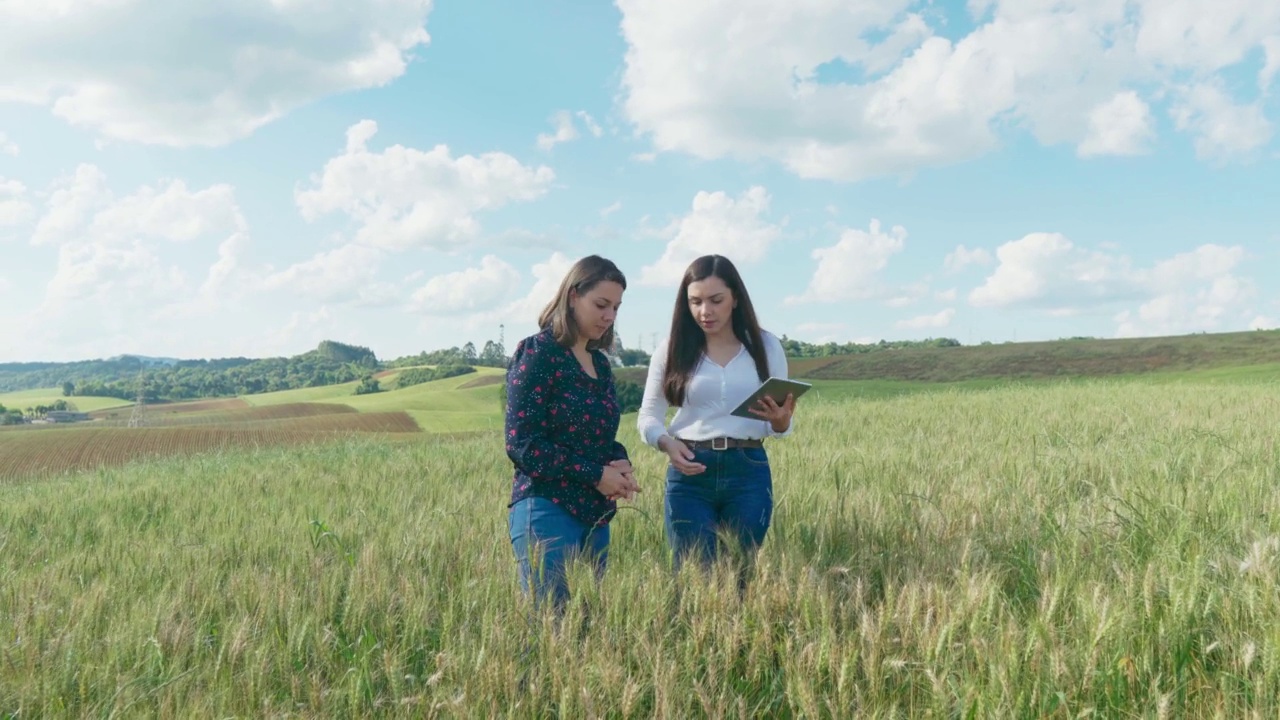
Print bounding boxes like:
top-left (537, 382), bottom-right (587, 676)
top-left (677, 437), bottom-right (763, 451)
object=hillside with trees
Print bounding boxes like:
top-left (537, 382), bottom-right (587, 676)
top-left (0, 341), bottom-right (379, 400)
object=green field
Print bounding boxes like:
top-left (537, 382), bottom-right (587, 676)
top-left (790, 328), bottom-right (1280, 382)
top-left (3, 375), bottom-right (1280, 716)
top-left (0, 388), bottom-right (134, 413)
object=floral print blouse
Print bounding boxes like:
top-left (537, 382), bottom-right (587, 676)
top-left (505, 328), bottom-right (630, 528)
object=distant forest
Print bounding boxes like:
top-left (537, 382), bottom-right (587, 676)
top-left (0, 334), bottom-right (963, 401)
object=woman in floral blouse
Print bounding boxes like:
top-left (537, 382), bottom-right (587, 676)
top-left (505, 254), bottom-right (640, 612)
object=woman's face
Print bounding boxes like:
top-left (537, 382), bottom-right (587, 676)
top-left (571, 280), bottom-right (624, 342)
top-left (686, 275), bottom-right (735, 338)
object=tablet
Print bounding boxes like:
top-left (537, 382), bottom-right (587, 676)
top-left (729, 377), bottom-right (812, 420)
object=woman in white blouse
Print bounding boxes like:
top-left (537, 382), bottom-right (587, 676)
top-left (637, 254), bottom-right (796, 587)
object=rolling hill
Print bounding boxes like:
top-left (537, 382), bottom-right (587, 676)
top-left (787, 329), bottom-right (1280, 382)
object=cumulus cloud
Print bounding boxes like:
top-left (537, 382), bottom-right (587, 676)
top-left (295, 120), bottom-right (556, 252)
top-left (786, 219), bottom-right (906, 304)
top-left (970, 232), bottom-right (1260, 336)
top-left (0, 177), bottom-right (34, 229)
top-left (10, 164), bottom-right (265, 359)
top-left (944, 244), bottom-right (993, 273)
top-left (1078, 91), bottom-right (1155, 157)
top-left (639, 186), bottom-right (781, 286)
top-left (0, 131), bottom-right (16, 155)
top-left (1113, 245), bottom-right (1256, 337)
top-left (409, 254), bottom-right (522, 315)
top-left (263, 243), bottom-right (395, 306)
top-left (968, 233), bottom-right (1137, 310)
top-left (616, 0), bottom-right (1280, 180)
top-left (1170, 81), bottom-right (1273, 161)
top-left (0, 0), bottom-right (435, 146)
top-left (482, 251), bottom-right (576, 334)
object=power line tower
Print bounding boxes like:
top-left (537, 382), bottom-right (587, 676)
top-left (127, 371), bottom-right (147, 428)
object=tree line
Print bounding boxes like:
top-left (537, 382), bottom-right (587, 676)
top-left (8, 341), bottom-right (380, 402)
top-left (1, 333), bottom-right (965, 404)
top-left (0, 400), bottom-right (71, 424)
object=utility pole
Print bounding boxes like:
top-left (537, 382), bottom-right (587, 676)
top-left (127, 371), bottom-right (146, 428)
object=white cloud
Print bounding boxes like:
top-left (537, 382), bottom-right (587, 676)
top-left (0, 131), bottom-right (16, 155)
top-left (639, 186), bottom-right (781, 286)
top-left (1251, 315), bottom-right (1278, 331)
top-left (537, 111), bottom-right (578, 151)
top-left (410, 254), bottom-right (522, 315)
top-left (0, 0), bottom-right (434, 147)
top-left (1114, 245), bottom-right (1255, 337)
top-left (616, 0), bottom-right (1280, 180)
top-left (295, 120), bottom-right (555, 252)
top-left (786, 219), bottom-right (906, 304)
top-left (536, 110), bottom-right (604, 150)
top-left (935, 288), bottom-right (958, 301)
top-left (0, 177), bottom-right (34, 228)
top-left (92, 180), bottom-right (246, 245)
top-left (576, 111), bottom-right (604, 137)
top-left (970, 232), bottom-right (1259, 336)
top-left (263, 243), bottom-right (393, 306)
top-left (944, 244), bottom-right (993, 273)
top-left (1262, 37), bottom-right (1280, 92)
top-left (600, 201), bottom-right (622, 218)
top-left (9, 164), bottom-right (269, 359)
top-left (1170, 81), bottom-right (1272, 161)
top-left (897, 308), bottom-right (955, 330)
top-left (31, 164), bottom-right (112, 246)
top-left (1078, 90), bottom-right (1154, 157)
top-left (968, 233), bottom-right (1135, 310)
top-left (478, 251), bottom-right (576, 336)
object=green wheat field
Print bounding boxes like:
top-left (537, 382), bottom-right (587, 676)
top-left (3, 380), bottom-right (1280, 717)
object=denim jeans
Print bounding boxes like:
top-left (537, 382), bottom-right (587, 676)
top-left (664, 445), bottom-right (773, 580)
top-left (508, 496), bottom-right (610, 612)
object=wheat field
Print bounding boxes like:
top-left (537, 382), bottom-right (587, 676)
top-left (2, 380), bottom-right (1279, 717)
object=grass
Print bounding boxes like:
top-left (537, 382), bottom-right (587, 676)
top-left (342, 368), bottom-right (505, 433)
top-left (792, 328), bottom-right (1280, 382)
top-left (0, 388), bottom-right (134, 413)
top-left (3, 379), bottom-right (1280, 716)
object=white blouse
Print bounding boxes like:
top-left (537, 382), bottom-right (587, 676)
top-left (636, 330), bottom-right (794, 447)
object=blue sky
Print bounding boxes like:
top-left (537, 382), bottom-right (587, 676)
top-left (1, 0), bottom-right (1277, 363)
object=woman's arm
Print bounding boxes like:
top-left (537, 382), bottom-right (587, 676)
top-left (764, 333), bottom-right (795, 437)
top-left (636, 339), bottom-right (671, 448)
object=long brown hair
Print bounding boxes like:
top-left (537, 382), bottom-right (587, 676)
top-left (662, 255), bottom-right (769, 405)
top-left (538, 255), bottom-right (627, 351)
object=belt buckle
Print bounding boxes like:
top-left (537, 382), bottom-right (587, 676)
top-left (712, 437), bottom-right (728, 451)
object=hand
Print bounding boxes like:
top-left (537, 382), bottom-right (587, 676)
top-left (749, 393), bottom-right (795, 432)
top-left (598, 462), bottom-right (640, 501)
top-left (659, 436), bottom-right (705, 476)
top-left (608, 459), bottom-right (639, 501)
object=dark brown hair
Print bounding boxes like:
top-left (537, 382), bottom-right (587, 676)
top-left (538, 255), bottom-right (627, 351)
top-left (662, 255), bottom-right (769, 405)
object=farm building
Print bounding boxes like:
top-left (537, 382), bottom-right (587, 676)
top-left (44, 411), bottom-right (91, 423)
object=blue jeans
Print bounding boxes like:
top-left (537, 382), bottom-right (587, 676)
top-left (508, 496), bottom-right (609, 612)
top-left (664, 445), bottom-right (773, 579)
